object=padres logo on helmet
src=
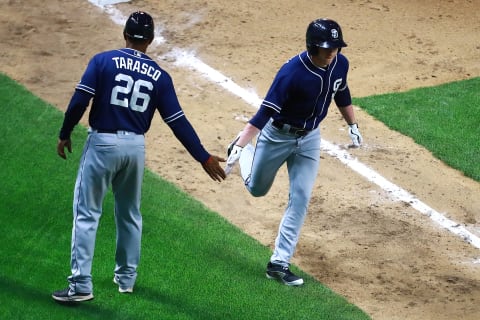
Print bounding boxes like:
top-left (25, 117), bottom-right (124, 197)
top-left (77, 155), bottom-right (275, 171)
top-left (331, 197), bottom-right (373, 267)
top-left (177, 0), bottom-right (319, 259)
top-left (306, 18), bottom-right (347, 55)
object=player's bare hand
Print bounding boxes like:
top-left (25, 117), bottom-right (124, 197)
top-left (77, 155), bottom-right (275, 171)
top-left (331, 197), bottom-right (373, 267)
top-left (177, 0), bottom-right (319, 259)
top-left (202, 155), bottom-right (226, 182)
top-left (57, 139), bottom-right (72, 159)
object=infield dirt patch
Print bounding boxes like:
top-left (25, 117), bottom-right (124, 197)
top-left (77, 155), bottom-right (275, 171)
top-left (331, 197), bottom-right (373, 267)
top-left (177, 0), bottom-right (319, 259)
top-left (1, 0), bottom-right (479, 319)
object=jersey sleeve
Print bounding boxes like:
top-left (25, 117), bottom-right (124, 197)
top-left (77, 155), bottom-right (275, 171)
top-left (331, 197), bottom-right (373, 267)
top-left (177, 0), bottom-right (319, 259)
top-left (168, 116), bottom-right (210, 163)
top-left (155, 72), bottom-right (186, 123)
top-left (58, 90), bottom-right (93, 140)
top-left (156, 72), bottom-right (210, 163)
top-left (261, 66), bottom-right (292, 114)
top-left (75, 55), bottom-right (99, 95)
top-left (58, 57), bottom-right (98, 140)
top-left (249, 64), bottom-right (292, 129)
top-left (249, 105), bottom-right (276, 129)
top-left (334, 54), bottom-right (352, 107)
top-left (334, 85), bottom-right (352, 107)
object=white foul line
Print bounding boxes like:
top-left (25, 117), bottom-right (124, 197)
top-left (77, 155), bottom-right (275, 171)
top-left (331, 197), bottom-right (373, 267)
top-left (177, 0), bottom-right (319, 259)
top-left (166, 49), bottom-right (263, 108)
top-left (90, 1), bottom-right (480, 251)
top-left (321, 141), bottom-right (480, 249)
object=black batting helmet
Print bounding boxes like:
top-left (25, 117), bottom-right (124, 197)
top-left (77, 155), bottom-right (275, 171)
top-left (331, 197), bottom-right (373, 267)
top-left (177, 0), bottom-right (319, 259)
top-left (306, 18), bottom-right (347, 55)
top-left (124, 11), bottom-right (154, 41)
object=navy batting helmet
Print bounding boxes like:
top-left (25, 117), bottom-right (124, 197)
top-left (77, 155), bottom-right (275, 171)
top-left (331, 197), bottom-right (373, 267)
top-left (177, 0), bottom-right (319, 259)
top-left (124, 11), bottom-right (154, 41)
top-left (306, 18), bottom-right (347, 55)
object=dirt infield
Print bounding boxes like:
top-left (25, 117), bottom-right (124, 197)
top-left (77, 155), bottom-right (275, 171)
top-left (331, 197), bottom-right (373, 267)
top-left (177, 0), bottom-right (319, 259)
top-left (1, 0), bottom-right (479, 319)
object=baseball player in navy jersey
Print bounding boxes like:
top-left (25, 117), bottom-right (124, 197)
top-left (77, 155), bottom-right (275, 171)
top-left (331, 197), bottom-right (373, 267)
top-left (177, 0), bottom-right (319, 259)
top-left (52, 11), bottom-right (225, 303)
top-left (226, 18), bottom-right (363, 286)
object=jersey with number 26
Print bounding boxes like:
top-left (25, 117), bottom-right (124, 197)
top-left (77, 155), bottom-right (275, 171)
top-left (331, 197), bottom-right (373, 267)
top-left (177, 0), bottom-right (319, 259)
top-left (76, 48), bottom-right (183, 134)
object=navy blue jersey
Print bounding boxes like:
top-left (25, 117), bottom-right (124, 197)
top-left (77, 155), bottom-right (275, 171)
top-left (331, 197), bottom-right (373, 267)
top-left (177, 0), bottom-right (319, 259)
top-left (250, 51), bottom-right (351, 130)
top-left (60, 47), bottom-right (210, 163)
top-left (78, 48), bottom-right (184, 133)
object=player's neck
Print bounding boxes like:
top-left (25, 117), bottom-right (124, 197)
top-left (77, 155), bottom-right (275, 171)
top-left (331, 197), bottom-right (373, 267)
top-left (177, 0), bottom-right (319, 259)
top-left (128, 45), bottom-right (147, 53)
top-left (125, 39), bottom-right (149, 53)
top-left (309, 54), bottom-right (328, 68)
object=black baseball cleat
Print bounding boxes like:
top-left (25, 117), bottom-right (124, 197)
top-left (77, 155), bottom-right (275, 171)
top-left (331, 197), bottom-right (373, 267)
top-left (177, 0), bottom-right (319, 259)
top-left (52, 288), bottom-right (94, 303)
top-left (266, 262), bottom-right (304, 286)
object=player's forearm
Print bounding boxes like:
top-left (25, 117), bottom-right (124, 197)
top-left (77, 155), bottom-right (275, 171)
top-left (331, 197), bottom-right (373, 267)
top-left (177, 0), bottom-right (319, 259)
top-left (337, 104), bottom-right (357, 125)
top-left (169, 116), bottom-right (210, 163)
top-left (59, 90), bottom-right (90, 140)
top-left (236, 123), bottom-right (260, 147)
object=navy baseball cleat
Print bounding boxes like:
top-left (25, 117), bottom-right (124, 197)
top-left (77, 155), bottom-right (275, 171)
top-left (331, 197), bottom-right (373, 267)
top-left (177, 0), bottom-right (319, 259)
top-left (52, 288), bottom-right (94, 303)
top-left (266, 262), bottom-right (304, 286)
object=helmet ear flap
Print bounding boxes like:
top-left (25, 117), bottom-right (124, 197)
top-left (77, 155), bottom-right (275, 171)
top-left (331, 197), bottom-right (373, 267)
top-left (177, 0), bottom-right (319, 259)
top-left (307, 44), bottom-right (319, 56)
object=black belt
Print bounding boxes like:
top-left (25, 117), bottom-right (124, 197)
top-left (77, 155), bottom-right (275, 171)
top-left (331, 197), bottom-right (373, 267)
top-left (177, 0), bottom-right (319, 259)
top-left (96, 129), bottom-right (118, 134)
top-left (272, 120), bottom-right (310, 136)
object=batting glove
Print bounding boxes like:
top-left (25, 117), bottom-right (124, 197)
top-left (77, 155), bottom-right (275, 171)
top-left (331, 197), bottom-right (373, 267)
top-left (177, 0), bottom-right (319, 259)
top-left (348, 123), bottom-right (363, 147)
top-left (225, 145), bottom-right (243, 175)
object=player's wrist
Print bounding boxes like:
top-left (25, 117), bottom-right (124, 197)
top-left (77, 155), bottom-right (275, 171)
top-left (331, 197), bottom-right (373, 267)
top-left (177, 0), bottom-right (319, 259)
top-left (202, 155), bottom-right (213, 165)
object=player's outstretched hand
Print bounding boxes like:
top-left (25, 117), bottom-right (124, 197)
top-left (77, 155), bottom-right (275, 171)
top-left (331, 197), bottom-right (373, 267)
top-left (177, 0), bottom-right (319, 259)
top-left (348, 123), bottom-right (363, 147)
top-left (202, 155), bottom-right (226, 182)
top-left (57, 139), bottom-right (72, 159)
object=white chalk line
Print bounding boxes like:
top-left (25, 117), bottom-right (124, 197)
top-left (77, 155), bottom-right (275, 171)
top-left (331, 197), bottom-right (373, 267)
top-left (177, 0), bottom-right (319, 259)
top-left (88, 0), bottom-right (129, 6)
top-left (321, 141), bottom-right (480, 249)
top-left (89, 1), bottom-right (480, 253)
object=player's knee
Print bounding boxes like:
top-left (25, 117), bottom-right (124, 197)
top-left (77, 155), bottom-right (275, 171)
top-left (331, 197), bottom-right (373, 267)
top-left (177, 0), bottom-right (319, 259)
top-left (247, 185), bottom-right (269, 197)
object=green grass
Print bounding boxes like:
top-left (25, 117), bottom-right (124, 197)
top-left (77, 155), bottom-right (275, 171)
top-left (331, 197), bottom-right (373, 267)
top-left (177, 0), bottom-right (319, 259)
top-left (353, 77), bottom-right (480, 181)
top-left (0, 72), bottom-right (369, 319)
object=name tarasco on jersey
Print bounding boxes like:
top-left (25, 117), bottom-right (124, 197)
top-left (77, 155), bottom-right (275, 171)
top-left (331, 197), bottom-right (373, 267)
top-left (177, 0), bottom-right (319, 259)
top-left (111, 57), bottom-right (161, 81)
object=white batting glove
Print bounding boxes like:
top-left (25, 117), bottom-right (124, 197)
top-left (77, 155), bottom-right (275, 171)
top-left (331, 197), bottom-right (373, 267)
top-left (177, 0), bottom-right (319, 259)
top-left (225, 145), bottom-right (243, 175)
top-left (348, 123), bottom-right (363, 147)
